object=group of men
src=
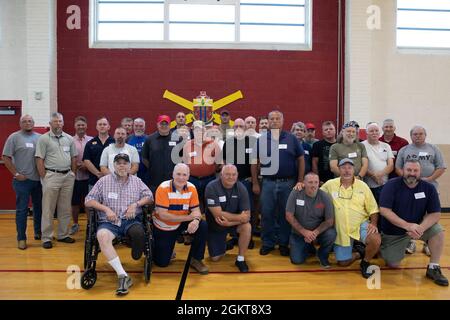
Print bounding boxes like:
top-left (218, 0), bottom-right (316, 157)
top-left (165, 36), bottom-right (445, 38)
top-left (2, 109), bottom-right (448, 295)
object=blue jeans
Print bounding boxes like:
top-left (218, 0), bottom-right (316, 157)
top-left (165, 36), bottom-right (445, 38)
top-left (289, 228), bottom-right (337, 264)
top-left (153, 220), bottom-right (208, 267)
top-left (12, 179), bottom-right (42, 241)
top-left (189, 175), bottom-right (216, 210)
top-left (260, 178), bottom-right (295, 248)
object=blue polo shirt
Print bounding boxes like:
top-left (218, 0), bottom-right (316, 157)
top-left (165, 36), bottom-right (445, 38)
top-left (379, 177), bottom-right (441, 236)
top-left (256, 130), bottom-right (304, 178)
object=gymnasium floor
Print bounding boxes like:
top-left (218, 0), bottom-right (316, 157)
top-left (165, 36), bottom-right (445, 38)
top-left (0, 213), bottom-right (449, 300)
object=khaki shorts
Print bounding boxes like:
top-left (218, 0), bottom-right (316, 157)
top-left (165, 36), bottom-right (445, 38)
top-left (380, 224), bottom-right (444, 265)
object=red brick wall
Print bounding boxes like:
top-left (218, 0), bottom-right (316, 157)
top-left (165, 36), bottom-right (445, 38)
top-left (58, 0), bottom-right (343, 136)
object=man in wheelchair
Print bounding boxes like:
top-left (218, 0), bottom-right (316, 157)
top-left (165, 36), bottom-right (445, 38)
top-left (85, 153), bottom-right (153, 295)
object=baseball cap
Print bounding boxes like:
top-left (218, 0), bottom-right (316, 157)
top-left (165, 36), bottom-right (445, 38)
top-left (193, 120), bottom-right (204, 128)
top-left (157, 115), bottom-right (171, 124)
top-left (306, 123), bottom-right (316, 130)
top-left (220, 109), bottom-right (230, 115)
top-left (342, 120), bottom-right (360, 130)
top-left (114, 153), bottom-right (130, 163)
top-left (338, 158), bottom-right (354, 167)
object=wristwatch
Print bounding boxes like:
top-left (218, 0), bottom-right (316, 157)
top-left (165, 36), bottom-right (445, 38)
top-left (14, 172), bottom-right (20, 177)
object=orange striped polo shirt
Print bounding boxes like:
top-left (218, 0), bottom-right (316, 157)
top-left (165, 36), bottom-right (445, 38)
top-left (153, 179), bottom-right (200, 231)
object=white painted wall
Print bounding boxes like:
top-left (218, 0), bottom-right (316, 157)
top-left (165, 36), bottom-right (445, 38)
top-left (346, 0), bottom-right (450, 144)
top-left (0, 0), bottom-right (56, 126)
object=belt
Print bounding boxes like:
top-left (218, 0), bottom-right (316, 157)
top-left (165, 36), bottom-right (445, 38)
top-left (46, 168), bottom-right (70, 174)
top-left (264, 176), bottom-right (292, 182)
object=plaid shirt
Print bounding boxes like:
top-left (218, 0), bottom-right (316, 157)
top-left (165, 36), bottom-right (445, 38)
top-left (85, 173), bottom-right (153, 224)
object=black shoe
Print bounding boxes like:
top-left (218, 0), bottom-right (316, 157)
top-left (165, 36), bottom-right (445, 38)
top-left (116, 275), bottom-right (133, 296)
top-left (279, 245), bottom-right (290, 256)
top-left (353, 241), bottom-right (366, 260)
top-left (360, 260), bottom-right (374, 279)
top-left (57, 237), bottom-right (75, 243)
top-left (226, 238), bottom-right (238, 251)
top-left (34, 234), bottom-right (41, 240)
top-left (319, 258), bottom-right (331, 269)
top-left (248, 239), bottom-right (255, 250)
top-left (259, 246), bottom-right (275, 255)
top-left (176, 234), bottom-right (184, 244)
top-left (235, 260), bottom-right (249, 273)
top-left (42, 241), bottom-right (53, 249)
top-left (426, 266), bottom-right (449, 286)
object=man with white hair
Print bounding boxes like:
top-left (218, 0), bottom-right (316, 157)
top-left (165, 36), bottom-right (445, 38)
top-left (395, 125), bottom-right (447, 255)
top-left (379, 119), bottom-right (408, 179)
top-left (244, 116), bottom-right (259, 138)
top-left (85, 153), bottom-right (153, 295)
top-left (362, 122), bottom-right (394, 203)
top-left (126, 118), bottom-right (148, 182)
top-left (153, 163), bottom-right (209, 274)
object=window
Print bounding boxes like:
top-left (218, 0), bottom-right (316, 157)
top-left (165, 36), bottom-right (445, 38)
top-left (90, 0), bottom-right (312, 50)
top-left (397, 0), bottom-right (450, 49)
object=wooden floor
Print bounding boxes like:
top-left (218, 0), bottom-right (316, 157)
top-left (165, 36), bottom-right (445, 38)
top-left (0, 213), bottom-right (449, 300)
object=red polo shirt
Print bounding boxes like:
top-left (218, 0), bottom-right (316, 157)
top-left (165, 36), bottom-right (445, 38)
top-left (379, 134), bottom-right (409, 178)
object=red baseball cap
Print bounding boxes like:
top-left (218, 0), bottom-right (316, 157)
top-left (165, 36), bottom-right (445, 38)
top-left (306, 123), bottom-right (316, 130)
top-left (157, 115), bottom-right (171, 124)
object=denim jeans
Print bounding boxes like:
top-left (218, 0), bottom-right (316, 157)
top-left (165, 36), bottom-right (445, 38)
top-left (260, 178), bottom-right (295, 248)
top-left (12, 179), bottom-right (42, 241)
top-left (289, 228), bottom-right (337, 264)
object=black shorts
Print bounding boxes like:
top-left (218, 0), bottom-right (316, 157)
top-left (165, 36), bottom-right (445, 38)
top-left (71, 179), bottom-right (89, 205)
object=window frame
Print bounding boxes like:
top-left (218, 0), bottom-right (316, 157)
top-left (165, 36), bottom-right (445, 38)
top-left (89, 0), bottom-right (313, 51)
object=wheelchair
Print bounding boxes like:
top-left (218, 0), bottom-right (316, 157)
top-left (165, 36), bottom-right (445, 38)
top-left (81, 204), bottom-right (154, 290)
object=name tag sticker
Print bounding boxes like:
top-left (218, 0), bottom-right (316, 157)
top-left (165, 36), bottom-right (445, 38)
top-left (296, 199), bottom-right (305, 206)
top-left (189, 151), bottom-right (197, 157)
top-left (169, 141), bottom-right (176, 146)
top-left (108, 192), bottom-right (118, 199)
top-left (279, 144), bottom-right (288, 150)
top-left (207, 199), bottom-right (215, 205)
top-left (183, 204), bottom-right (189, 210)
top-left (332, 192), bottom-right (338, 199)
top-left (414, 192), bottom-right (426, 200)
top-left (304, 150), bottom-right (309, 155)
top-left (25, 143), bottom-right (34, 148)
top-left (245, 148), bottom-right (253, 154)
top-left (63, 146), bottom-right (70, 152)
top-left (219, 196), bottom-right (226, 202)
top-left (418, 152), bottom-right (428, 157)
top-left (392, 150), bottom-right (398, 156)
top-left (348, 152), bottom-right (357, 158)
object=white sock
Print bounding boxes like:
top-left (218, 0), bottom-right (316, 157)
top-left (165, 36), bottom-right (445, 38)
top-left (108, 256), bottom-right (127, 276)
top-left (428, 263), bottom-right (440, 269)
top-left (237, 255), bottom-right (245, 262)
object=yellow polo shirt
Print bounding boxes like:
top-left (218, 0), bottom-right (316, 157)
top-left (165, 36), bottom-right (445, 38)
top-left (320, 178), bottom-right (378, 246)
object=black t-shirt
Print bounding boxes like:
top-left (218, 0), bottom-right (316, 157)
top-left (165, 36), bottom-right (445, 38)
top-left (204, 178), bottom-right (250, 232)
top-left (222, 136), bottom-right (256, 180)
top-left (311, 139), bottom-right (335, 183)
top-left (82, 135), bottom-right (115, 185)
top-left (379, 177), bottom-right (441, 235)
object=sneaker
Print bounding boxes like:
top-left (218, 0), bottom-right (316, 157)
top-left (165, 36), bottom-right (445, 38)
top-left (422, 243), bottom-right (431, 256)
top-left (18, 240), bottom-right (27, 250)
top-left (405, 240), bottom-right (416, 254)
top-left (319, 258), bottom-right (331, 269)
top-left (360, 259), bottom-right (374, 279)
top-left (259, 246), bottom-right (275, 256)
top-left (248, 238), bottom-right (255, 250)
top-left (426, 266), bottom-right (449, 286)
top-left (353, 241), bottom-right (366, 260)
top-left (235, 260), bottom-right (249, 273)
top-left (34, 233), bottom-right (41, 240)
top-left (279, 245), bottom-right (290, 257)
top-left (190, 258), bottom-right (209, 275)
top-left (42, 241), bottom-right (53, 249)
top-left (69, 224), bottom-right (79, 235)
top-left (226, 238), bottom-right (238, 251)
top-left (116, 275), bottom-right (133, 295)
top-left (57, 237), bottom-right (75, 243)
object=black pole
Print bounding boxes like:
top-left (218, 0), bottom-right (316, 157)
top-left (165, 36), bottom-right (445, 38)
top-left (175, 233), bottom-right (195, 300)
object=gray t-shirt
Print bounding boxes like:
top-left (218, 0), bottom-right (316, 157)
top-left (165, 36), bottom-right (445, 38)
top-left (395, 143), bottom-right (447, 189)
top-left (286, 189), bottom-right (334, 235)
top-left (2, 130), bottom-right (41, 181)
top-left (329, 142), bottom-right (367, 176)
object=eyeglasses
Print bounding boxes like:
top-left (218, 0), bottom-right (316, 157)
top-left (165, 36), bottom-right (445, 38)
top-left (338, 185), bottom-right (353, 200)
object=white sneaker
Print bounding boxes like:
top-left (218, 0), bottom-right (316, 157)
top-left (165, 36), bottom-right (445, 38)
top-left (405, 240), bottom-right (416, 254)
top-left (422, 243), bottom-right (431, 256)
top-left (69, 223), bottom-right (79, 235)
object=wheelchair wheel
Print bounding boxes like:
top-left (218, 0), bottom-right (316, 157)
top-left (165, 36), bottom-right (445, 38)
top-left (144, 254), bottom-right (152, 283)
top-left (81, 268), bottom-right (97, 290)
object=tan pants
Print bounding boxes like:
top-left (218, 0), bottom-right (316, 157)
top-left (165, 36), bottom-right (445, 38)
top-left (41, 171), bottom-right (75, 242)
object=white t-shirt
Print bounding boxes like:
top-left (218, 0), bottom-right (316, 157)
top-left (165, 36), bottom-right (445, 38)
top-left (99, 143), bottom-right (140, 174)
top-left (362, 140), bottom-right (394, 188)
